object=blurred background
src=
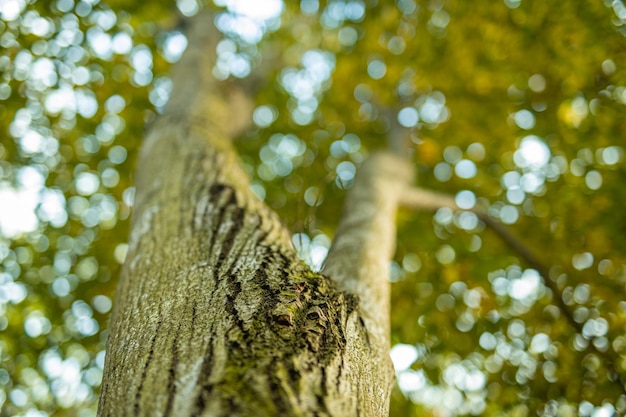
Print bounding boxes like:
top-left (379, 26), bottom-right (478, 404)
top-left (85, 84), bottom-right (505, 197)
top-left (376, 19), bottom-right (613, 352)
top-left (0, 0), bottom-right (625, 415)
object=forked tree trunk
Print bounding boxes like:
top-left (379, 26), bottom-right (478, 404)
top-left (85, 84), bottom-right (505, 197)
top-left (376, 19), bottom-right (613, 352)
top-left (98, 13), bottom-right (412, 417)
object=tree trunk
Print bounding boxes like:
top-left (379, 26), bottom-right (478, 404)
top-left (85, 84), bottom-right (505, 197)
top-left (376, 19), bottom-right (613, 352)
top-left (98, 14), bottom-right (410, 417)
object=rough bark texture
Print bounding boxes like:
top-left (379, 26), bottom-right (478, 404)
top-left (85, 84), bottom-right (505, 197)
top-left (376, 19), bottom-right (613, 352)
top-left (98, 13), bottom-right (407, 417)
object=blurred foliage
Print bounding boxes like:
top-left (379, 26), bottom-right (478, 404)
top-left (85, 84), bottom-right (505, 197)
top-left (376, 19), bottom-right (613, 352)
top-left (0, 0), bottom-right (625, 416)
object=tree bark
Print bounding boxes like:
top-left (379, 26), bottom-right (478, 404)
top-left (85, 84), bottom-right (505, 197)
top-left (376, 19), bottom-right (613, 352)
top-left (98, 13), bottom-right (407, 417)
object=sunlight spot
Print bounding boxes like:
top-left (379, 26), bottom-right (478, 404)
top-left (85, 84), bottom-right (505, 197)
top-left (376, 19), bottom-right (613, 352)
top-left (443, 146), bottom-right (462, 164)
top-left (217, 0), bottom-right (283, 21)
top-left (585, 170), bottom-right (602, 190)
top-left (508, 269), bottom-right (540, 300)
top-left (506, 186), bottom-right (525, 205)
top-left (467, 143), bottom-right (485, 161)
top-left (76, 89), bottom-right (98, 118)
top-left (367, 59), bottom-right (386, 79)
top-left (602, 59), bottom-right (616, 76)
top-left (499, 205), bottom-right (518, 224)
top-left (304, 186), bottom-right (322, 206)
top-left (530, 333), bottom-right (550, 354)
top-left (72, 67), bottom-right (90, 85)
top-left (102, 168), bottom-right (120, 188)
top-left (87, 28), bottom-right (112, 59)
top-left (514, 135), bottom-right (550, 169)
top-left (419, 95), bottom-right (447, 124)
top-left (434, 162), bottom-right (452, 182)
top-left (19, 130), bottom-right (44, 154)
top-left (456, 311), bottom-right (475, 332)
top-left (528, 74), bottom-right (546, 92)
top-left (436, 293), bottom-right (455, 311)
top-left (309, 235), bottom-right (330, 271)
top-left (39, 188), bottom-right (67, 227)
top-left (600, 146), bottom-right (622, 165)
top-left (130, 45), bottom-right (153, 73)
top-left (582, 318), bottom-right (609, 338)
top-left (464, 370), bottom-right (486, 391)
top-left (520, 172), bottom-right (543, 193)
top-left (93, 9), bottom-right (116, 30)
top-left (593, 404), bottom-right (615, 417)
top-left (514, 109), bottom-right (535, 130)
top-left (92, 295), bottom-right (112, 314)
top-left (338, 26), bottom-right (358, 46)
top-left (162, 32), bottom-right (188, 63)
top-left (0, 0), bottom-right (25, 21)
top-left (436, 245), bottom-right (455, 265)
top-left (24, 311), bottom-right (51, 338)
top-left (177, 0), bottom-right (199, 16)
top-left (398, 370), bottom-right (427, 392)
top-left (397, 0), bottom-right (417, 14)
top-left (454, 159), bottom-right (477, 179)
top-left (397, 107), bottom-right (419, 127)
top-left (572, 252), bottom-right (594, 270)
top-left (52, 278), bottom-right (71, 297)
top-left (336, 161), bottom-right (356, 182)
top-left (105, 95), bottom-right (126, 114)
top-left (455, 190), bottom-right (476, 210)
top-left (301, 0), bottom-right (318, 14)
top-left (30, 57), bottom-right (57, 88)
top-left (402, 253), bottom-right (421, 273)
top-left (215, 14), bottom-right (263, 45)
top-left (108, 145), bottom-right (127, 164)
top-left (0, 281), bottom-right (27, 303)
top-left (479, 332), bottom-right (497, 350)
top-left (75, 172), bottom-right (100, 196)
top-left (430, 10), bottom-right (450, 28)
top-left (387, 36), bottom-right (405, 54)
top-left (0, 171), bottom-right (43, 237)
top-left (9, 389), bottom-right (27, 407)
top-left (353, 83), bottom-right (373, 102)
top-left (253, 105), bottom-right (278, 127)
top-left (113, 243), bottom-right (128, 264)
top-left (44, 86), bottom-right (75, 115)
top-left (435, 207), bottom-right (453, 225)
top-left (390, 344), bottom-right (419, 371)
top-left (112, 32), bottom-right (133, 54)
top-left (504, 0), bottom-right (521, 9)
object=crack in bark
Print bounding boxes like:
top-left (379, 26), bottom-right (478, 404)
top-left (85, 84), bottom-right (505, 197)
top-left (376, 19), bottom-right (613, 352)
top-left (192, 329), bottom-right (215, 417)
top-left (190, 298), bottom-right (197, 338)
top-left (163, 321), bottom-right (182, 417)
top-left (205, 184), bottom-right (247, 282)
top-left (135, 314), bottom-right (163, 416)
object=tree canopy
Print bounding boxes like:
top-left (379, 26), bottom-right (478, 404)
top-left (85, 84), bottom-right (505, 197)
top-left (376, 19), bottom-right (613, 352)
top-left (1, 0), bottom-right (626, 416)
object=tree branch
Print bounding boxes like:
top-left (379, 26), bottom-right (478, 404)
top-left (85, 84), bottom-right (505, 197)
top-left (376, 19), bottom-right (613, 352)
top-left (164, 12), bottom-right (254, 139)
top-left (399, 186), bottom-right (626, 396)
top-left (399, 187), bottom-right (580, 327)
top-left (323, 151), bottom-right (414, 349)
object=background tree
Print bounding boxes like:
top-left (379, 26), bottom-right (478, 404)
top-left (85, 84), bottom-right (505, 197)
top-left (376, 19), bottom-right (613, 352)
top-left (0, 0), bottom-right (625, 416)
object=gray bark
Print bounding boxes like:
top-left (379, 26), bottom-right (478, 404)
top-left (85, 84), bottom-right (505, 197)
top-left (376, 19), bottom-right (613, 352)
top-left (98, 13), bottom-right (410, 417)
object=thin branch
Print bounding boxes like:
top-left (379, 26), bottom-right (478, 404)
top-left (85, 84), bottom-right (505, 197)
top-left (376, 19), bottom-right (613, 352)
top-left (399, 186), bottom-right (626, 395)
top-left (399, 187), bottom-right (580, 325)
